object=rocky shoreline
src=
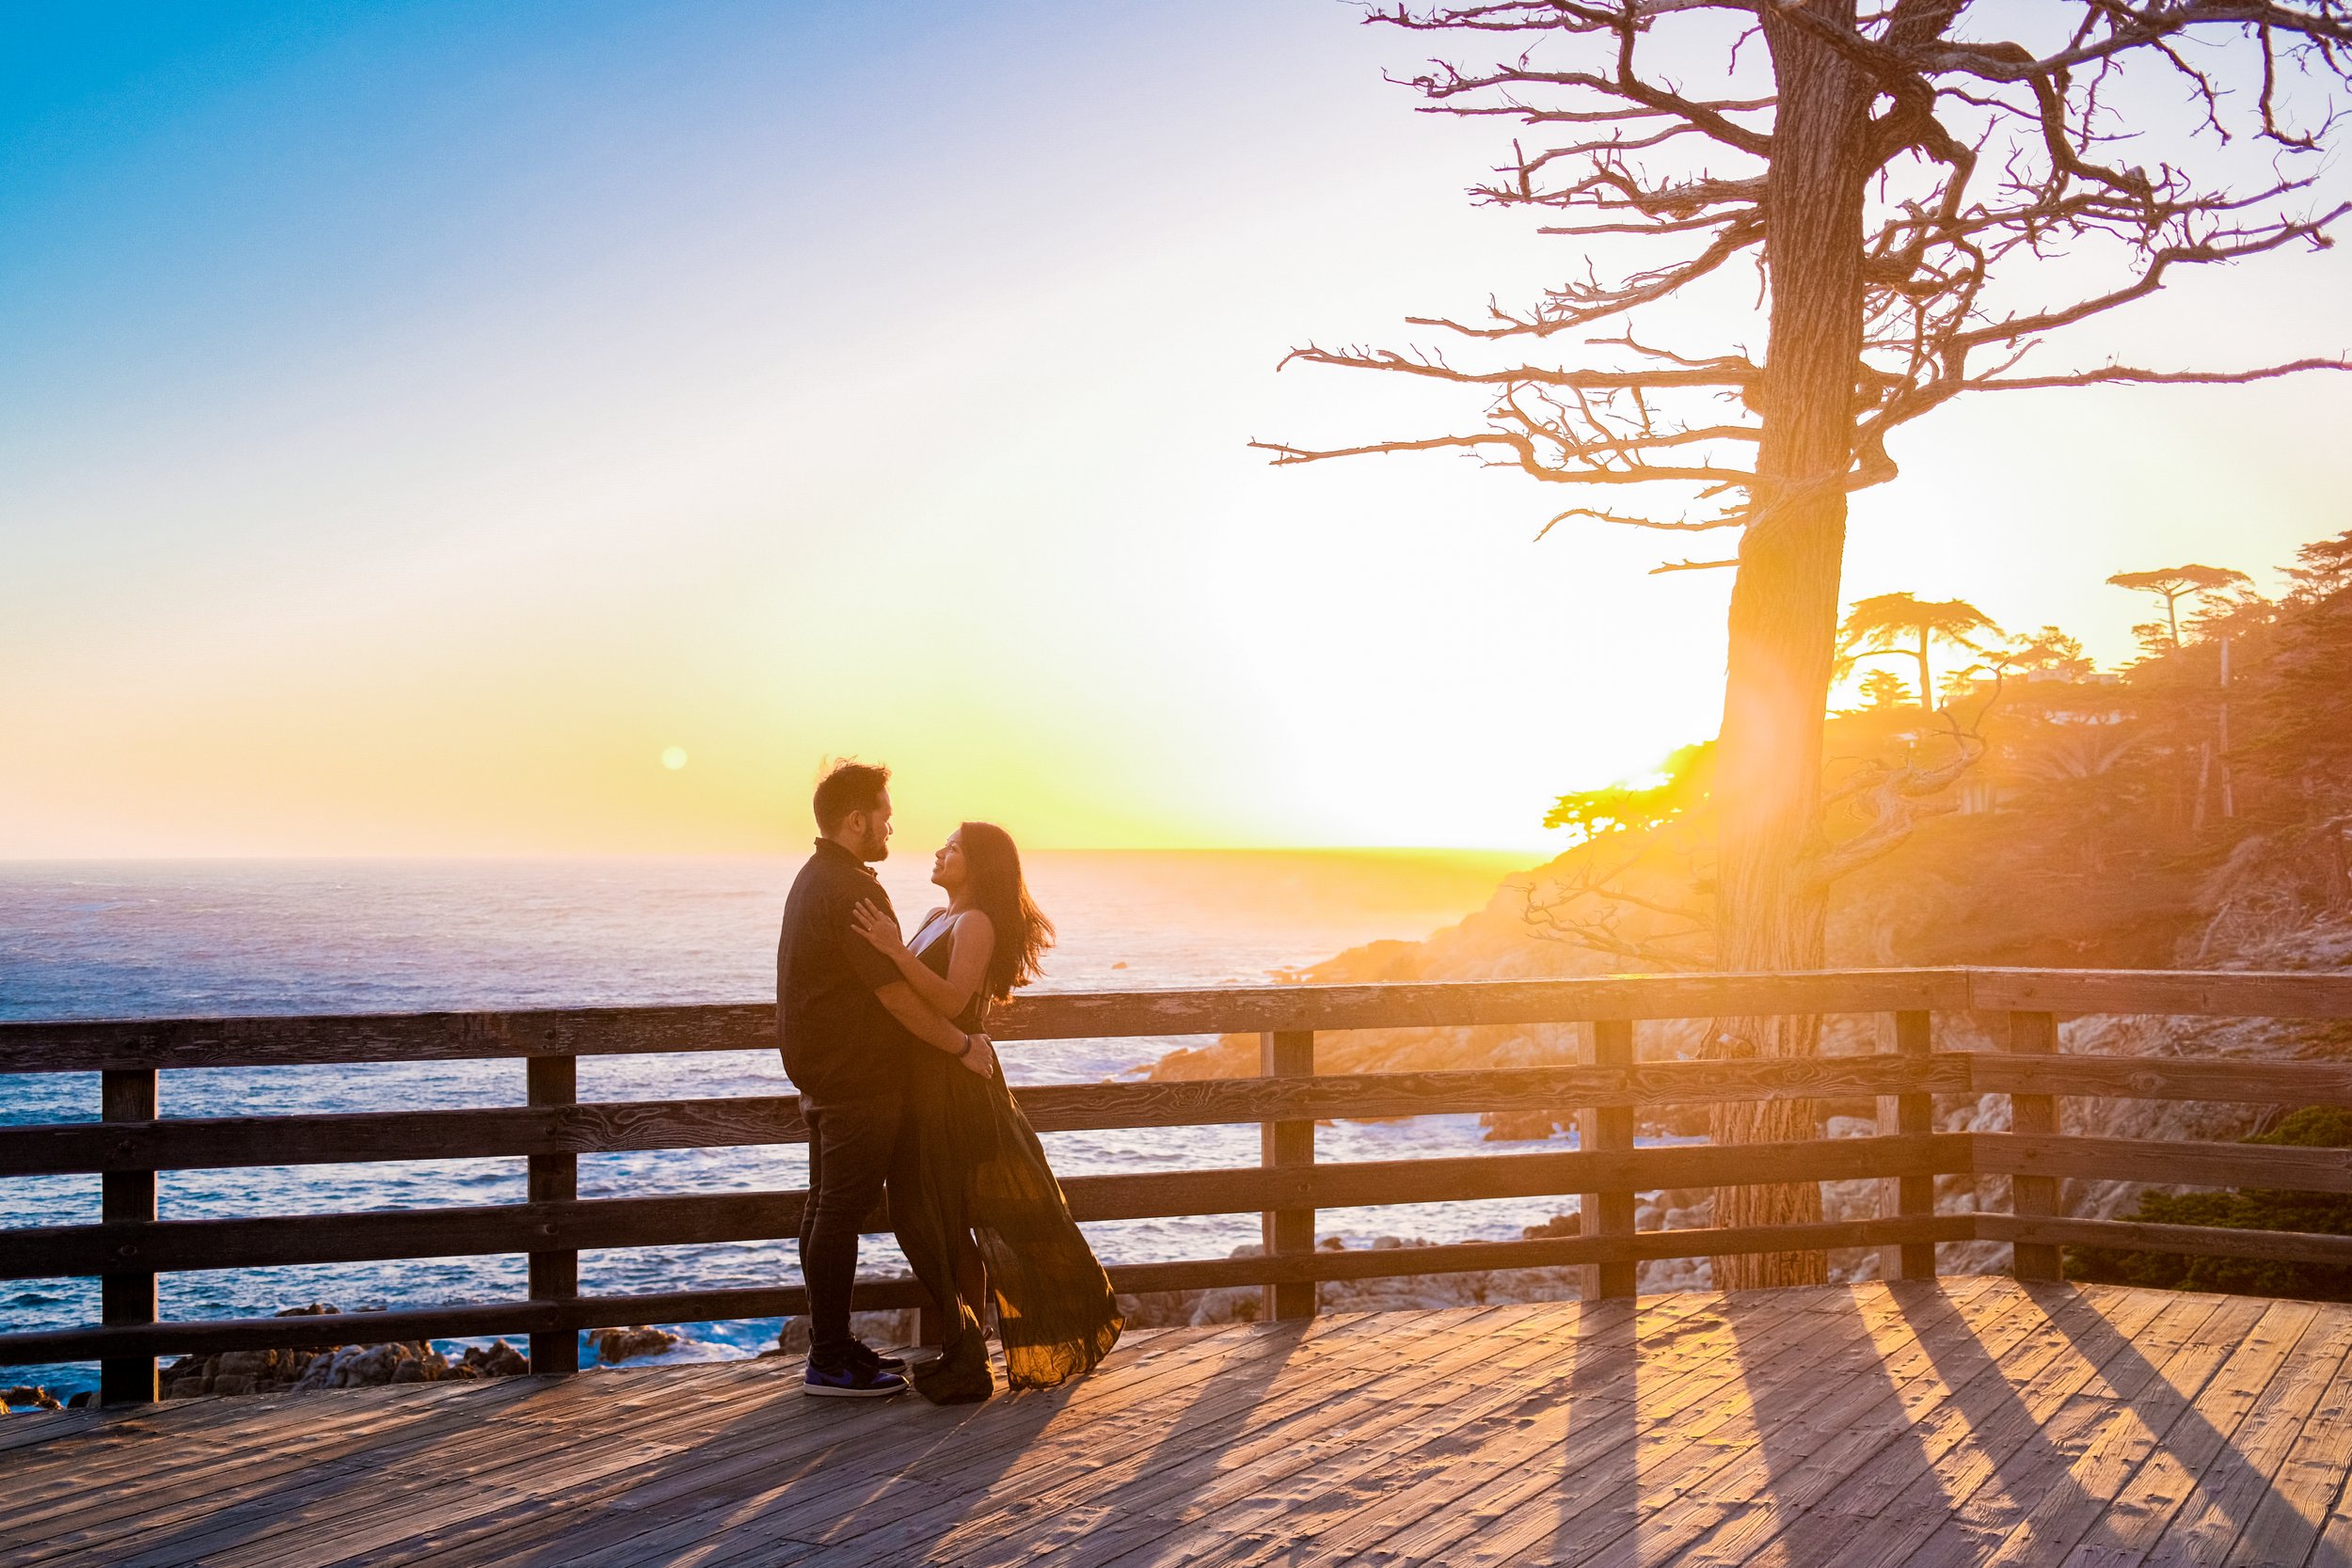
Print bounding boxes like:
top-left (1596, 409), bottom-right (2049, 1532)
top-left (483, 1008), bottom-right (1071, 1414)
top-left (0, 1307), bottom-right (689, 1413)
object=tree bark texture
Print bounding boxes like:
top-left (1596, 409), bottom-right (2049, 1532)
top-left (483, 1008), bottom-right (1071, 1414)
top-left (1708, 3), bottom-right (1874, 1291)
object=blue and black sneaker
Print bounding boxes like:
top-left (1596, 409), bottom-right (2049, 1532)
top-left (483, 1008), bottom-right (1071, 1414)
top-left (803, 1359), bottom-right (908, 1399)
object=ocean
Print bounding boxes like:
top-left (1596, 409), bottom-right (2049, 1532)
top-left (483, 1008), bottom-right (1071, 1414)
top-left (0, 849), bottom-right (1573, 1396)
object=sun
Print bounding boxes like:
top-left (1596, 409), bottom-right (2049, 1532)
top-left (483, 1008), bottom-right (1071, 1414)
top-left (660, 746), bottom-right (688, 771)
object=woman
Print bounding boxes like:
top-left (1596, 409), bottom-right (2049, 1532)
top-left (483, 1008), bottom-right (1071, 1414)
top-left (850, 822), bottom-right (1121, 1402)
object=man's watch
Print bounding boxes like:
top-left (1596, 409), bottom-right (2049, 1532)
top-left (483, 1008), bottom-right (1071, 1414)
top-left (958, 1033), bottom-right (978, 1059)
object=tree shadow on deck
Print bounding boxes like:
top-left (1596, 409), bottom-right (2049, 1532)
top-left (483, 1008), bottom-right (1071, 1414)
top-left (1531, 1293), bottom-right (1645, 1565)
top-left (2035, 1283), bottom-right (2341, 1564)
top-left (1802, 1281), bottom-right (2296, 1565)
top-left (580, 1319), bottom-right (1320, 1568)
top-left (8, 1372), bottom-right (580, 1568)
top-left (1692, 1281), bottom-right (1988, 1567)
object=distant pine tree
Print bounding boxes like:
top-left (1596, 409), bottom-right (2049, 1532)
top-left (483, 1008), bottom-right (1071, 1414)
top-left (2066, 1108), bottom-right (2352, 1303)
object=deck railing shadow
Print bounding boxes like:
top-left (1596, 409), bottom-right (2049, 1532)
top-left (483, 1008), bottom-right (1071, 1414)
top-left (6, 966), bottom-right (2352, 1406)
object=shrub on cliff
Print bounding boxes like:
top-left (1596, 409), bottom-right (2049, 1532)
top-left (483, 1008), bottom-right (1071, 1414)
top-left (2066, 1108), bottom-right (2352, 1302)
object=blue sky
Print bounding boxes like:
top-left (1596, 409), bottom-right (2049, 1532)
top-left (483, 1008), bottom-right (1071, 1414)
top-left (5, 2), bottom-right (2348, 856)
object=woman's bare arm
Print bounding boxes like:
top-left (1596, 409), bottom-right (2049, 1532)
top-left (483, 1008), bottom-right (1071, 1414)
top-left (851, 902), bottom-right (989, 1020)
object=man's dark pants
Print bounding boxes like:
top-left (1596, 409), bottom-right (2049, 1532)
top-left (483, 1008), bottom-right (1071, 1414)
top-left (798, 1095), bottom-right (916, 1367)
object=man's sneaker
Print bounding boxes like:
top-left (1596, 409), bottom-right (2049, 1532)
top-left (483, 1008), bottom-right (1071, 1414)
top-left (848, 1339), bottom-right (905, 1373)
top-left (803, 1360), bottom-right (907, 1399)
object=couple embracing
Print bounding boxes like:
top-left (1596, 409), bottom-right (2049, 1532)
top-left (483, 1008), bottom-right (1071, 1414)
top-left (775, 760), bottom-right (1121, 1402)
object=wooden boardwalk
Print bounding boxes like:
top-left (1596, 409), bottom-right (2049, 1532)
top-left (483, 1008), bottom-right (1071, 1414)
top-left (8, 1278), bottom-right (2352, 1566)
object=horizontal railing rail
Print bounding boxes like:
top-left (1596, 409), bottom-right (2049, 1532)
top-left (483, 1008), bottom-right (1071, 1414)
top-left (6, 965), bottom-right (2352, 1403)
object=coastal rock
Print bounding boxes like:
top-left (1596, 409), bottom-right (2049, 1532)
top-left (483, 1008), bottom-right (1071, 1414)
top-left (461, 1340), bottom-right (530, 1378)
top-left (1483, 1110), bottom-right (1563, 1142)
top-left (589, 1325), bottom-right (681, 1364)
top-left (159, 1310), bottom-right (533, 1400)
top-left (3, 1384), bottom-right (65, 1414)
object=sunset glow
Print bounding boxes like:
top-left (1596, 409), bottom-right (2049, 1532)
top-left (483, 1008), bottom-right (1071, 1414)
top-left (5, 2), bottom-right (2347, 859)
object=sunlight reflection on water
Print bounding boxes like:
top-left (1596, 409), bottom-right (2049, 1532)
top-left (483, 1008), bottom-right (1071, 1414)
top-left (2, 851), bottom-right (1580, 1390)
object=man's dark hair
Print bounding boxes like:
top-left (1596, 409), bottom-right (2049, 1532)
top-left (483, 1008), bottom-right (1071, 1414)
top-left (813, 760), bottom-right (890, 834)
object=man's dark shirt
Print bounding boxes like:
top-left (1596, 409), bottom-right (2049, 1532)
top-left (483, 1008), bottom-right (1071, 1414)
top-left (776, 838), bottom-right (917, 1104)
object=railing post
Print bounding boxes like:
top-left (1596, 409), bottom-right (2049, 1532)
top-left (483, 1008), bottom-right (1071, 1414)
top-left (1260, 1029), bottom-right (1315, 1322)
top-left (2007, 1010), bottom-right (2061, 1282)
top-left (1578, 1019), bottom-right (1637, 1301)
top-left (527, 1053), bottom-right (580, 1373)
top-left (1877, 1010), bottom-right (1938, 1282)
top-left (99, 1068), bottom-right (158, 1406)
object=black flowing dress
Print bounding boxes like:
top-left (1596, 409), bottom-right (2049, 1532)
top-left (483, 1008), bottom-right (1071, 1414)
top-left (890, 911), bottom-right (1121, 1402)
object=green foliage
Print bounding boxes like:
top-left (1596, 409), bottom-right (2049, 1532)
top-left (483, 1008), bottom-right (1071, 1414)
top-left (2066, 1107), bottom-right (2352, 1302)
top-left (1835, 592), bottom-right (2002, 709)
top-left (2001, 626), bottom-right (2093, 682)
top-left (1543, 743), bottom-right (1712, 842)
top-left (2106, 563), bottom-right (2254, 650)
top-left (1854, 669), bottom-right (1912, 711)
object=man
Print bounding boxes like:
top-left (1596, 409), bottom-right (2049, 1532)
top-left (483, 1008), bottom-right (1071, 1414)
top-left (776, 760), bottom-right (997, 1398)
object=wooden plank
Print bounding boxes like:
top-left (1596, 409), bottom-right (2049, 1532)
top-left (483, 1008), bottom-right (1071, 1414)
top-left (1581, 1282), bottom-right (2054, 1566)
top-left (2008, 1011), bottom-right (2061, 1281)
top-left (2, 1383), bottom-right (565, 1560)
top-left (996, 1296), bottom-right (1740, 1568)
top-left (2138, 1303), bottom-right (2352, 1566)
top-left (525, 1053), bottom-right (579, 1376)
top-left (196, 1372), bottom-right (842, 1568)
top-left (1441, 1285), bottom-right (1969, 1567)
top-left (0, 1095), bottom-right (810, 1176)
top-left (1978, 1132), bottom-right (2352, 1196)
top-left (27, 1282), bottom-right (2329, 1568)
top-left (1031, 1305), bottom-right (1661, 1568)
top-left (1966, 1291), bottom-right (2271, 1566)
top-left (1882, 1008), bottom-right (1938, 1282)
top-left (1671, 1281), bottom-right (2079, 1567)
top-left (1791, 1284), bottom-right (2186, 1568)
top-left (1968, 967), bottom-right (2352, 1020)
top-left (1343, 1288), bottom-right (1968, 1568)
top-left (1768, 1284), bottom-right (2161, 1551)
top-left (1584, 1018), bottom-right (1637, 1300)
top-left (0, 1002), bottom-right (781, 1074)
top-left (2005, 1294), bottom-right (2318, 1566)
top-left (0, 1216), bottom-right (1970, 1365)
top-left (1896, 1288), bottom-right (2238, 1561)
top-left (66, 1364), bottom-right (804, 1568)
top-left (1, 1283), bottom-right (859, 1364)
top-left (12, 965), bottom-right (2352, 1077)
top-left (3, 1377), bottom-right (578, 1556)
top-left (799, 1304), bottom-right (1594, 1568)
top-left (1317, 1288), bottom-right (1918, 1568)
top-left (1980, 1213), bottom-right (2352, 1270)
top-left (72, 1375), bottom-right (755, 1568)
top-left (99, 1067), bottom-right (158, 1408)
top-left (1259, 1029), bottom-right (1316, 1322)
top-left (204, 1354), bottom-right (955, 1568)
top-left (2214, 1304), bottom-right (2352, 1568)
top-left (0, 1055), bottom-right (1978, 1177)
top-left (0, 970), bottom-right (1974, 1072)
top-left (680, 1307), bottom-right (1539, 1565)
top-left (0, 1134), bottom-right (1975, 1281)
top-left (1971, 1051), bottom-right (2352, 1110)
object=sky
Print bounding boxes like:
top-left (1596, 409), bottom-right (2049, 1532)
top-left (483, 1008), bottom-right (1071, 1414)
top-left (5, 1), bottom-right (2349, 858)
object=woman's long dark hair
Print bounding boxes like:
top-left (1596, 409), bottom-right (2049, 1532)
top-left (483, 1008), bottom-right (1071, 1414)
top-left (959, 820), bottom-right (1054, 1002)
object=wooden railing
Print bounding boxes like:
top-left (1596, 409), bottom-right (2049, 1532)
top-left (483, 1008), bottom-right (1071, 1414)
top-left (6, 966), bottom-right (2352, 1404)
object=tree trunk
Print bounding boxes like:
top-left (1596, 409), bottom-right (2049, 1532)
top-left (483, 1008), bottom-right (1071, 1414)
top-left (1708, 4), bottom-right (1874, 1292)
